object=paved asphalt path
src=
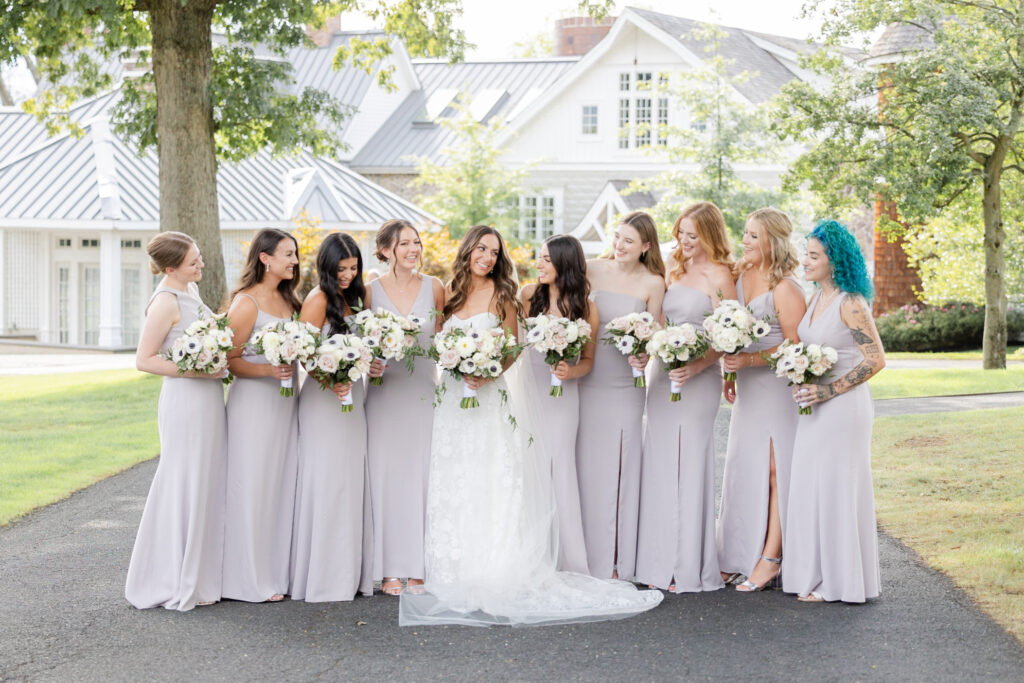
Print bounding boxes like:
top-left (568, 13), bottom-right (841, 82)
top-left (3, 404), bottom-right (1024, 681)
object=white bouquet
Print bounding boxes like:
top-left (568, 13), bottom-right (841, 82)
top-left (305, 333), bottom-right (374, 412)
top-left (523, 314), bottom-right (593, 397)
top-left (250, 318), bottom-right (319, 396)
top-left (602, 311), bottom-right (659, 388)
top-left (431, 325), bottom-right (519, 408)
top-left (166, 312), bottom-right (234, 384)
top-left (645, 322), bottom-right (709, 402)
top-left (348, 308), bottom-right (425, 386)
top-left (767, 340), bottom-right (838, 415)
top-left (702, 300), bottom-right (772, 381)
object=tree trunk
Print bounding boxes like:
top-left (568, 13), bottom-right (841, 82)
top-left (0, 75), bottom-right (13, 106)
top-left (149, 1), bottom-right (226, 309)
top-left (981, 158), bottom-right (1008, 369)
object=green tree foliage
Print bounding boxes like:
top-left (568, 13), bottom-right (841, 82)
top-left (774, 0), bottom-right (1024, 368)
top-left (628, 23), bottom-right (786, 242)
top-left (409, 96), bottom-right (533, 238)
top-left (905, 178), bottom-right (1024, 305)
top-left (0, 0), bottom-right (468, 307)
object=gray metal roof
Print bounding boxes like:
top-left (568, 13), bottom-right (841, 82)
top-left (0, 108), bottom-right (436, 226)
top-left (350, 57), bottom-right (577, 170)
top-left (0, 90), bottom-right (119, 168)
top-left (610, 180), bottom-right (654, 211)
top-left (627, 7), bottom-right (805, 104)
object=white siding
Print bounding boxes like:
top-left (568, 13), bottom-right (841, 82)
top-left (4, 230), bottom-right (42, 334)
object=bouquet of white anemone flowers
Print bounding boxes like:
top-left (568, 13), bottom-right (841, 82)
top-left (602, 311), bottom-right (659, 388)
top-left (347, 308), bottom-right (425, 386)
top-left (645, 322), bottom-right (709, 402)
top-left (250, 318), bottom-right (319, 396)
top-left (431, 325), bottom-right (519, 408)
top-left (305, 333), bottom-right (374, 412)
top-left (702, 300), bottom-right (772, 381)
top-left (523, 314), bottom-right (593, 397)
top-left (166, 312), bottom-right (234, 384)
top-left (767, 340), bottom-right (838, 415)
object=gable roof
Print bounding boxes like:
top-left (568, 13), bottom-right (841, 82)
top-left (0, 108), bottom-right (437, 228)
top-left (350, 57), bottom-right (577, 171)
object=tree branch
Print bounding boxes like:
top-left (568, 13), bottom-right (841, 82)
top-left (956, 131), bottom-right (989, 165)
top-left (1004, 164), bottom-right (1024, 175)
top-left (0, 76), bottom-right (13, 106)
top-left (946, 0), bottom-right (1018, 22)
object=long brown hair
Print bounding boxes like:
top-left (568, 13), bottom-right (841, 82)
top-left (608, 211), bottom-right (667, 279)
top-left (669, 202), bottom-right (735, 283)
top-left (529, 235), bottom-right (590, 320)
top-left (737, 207), bottom-right (799, 289)
top-left (442, 225), bottom-right (522, 324)
top-left (230, 228), bottom-right (302, 313)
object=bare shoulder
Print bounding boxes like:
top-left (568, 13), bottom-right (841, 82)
top-left (643, 269), bottom-right (667, 293)
top-left (228, 289), bottom-right (258, 316)
top-left (839, 293), bottom-right (871, 321)
top-left (585, 258), bottom-right (608, 276)
top-left (774, 278), bottom-right (807, 307)
top-left (148, 290), bottom-right (180, 316)
top-left (520, 282), bottom-right (538, 301)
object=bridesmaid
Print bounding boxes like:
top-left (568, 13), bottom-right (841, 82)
top-left (126, 232), bottom-right (226, 611)
top-left (577, 210), bottom-right (666, 580)
top-left (635, 203), bottom-right (735, 593)
top-left (222, 229), bottom-right (301, 603)
top-left (784, 220), bottom-right (884, 603)
top-left (519, 234), bottom-right (599, 574)
top-left (365, 219), bottom-right (445, 595)
top-left (290, 233), bottom-right (373, 602)
top-left (716, 207), bottom-right (807, 592)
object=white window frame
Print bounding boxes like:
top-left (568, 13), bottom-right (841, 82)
top-left (580, 104), bottom-right (599, 137)
top-left (518, 189), bottom-right (564, 242)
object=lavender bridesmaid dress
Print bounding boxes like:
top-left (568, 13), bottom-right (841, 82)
top-left (290, 322), bottom-right (372, 602)
top-left (525, 339), bottom-right (589, 574)
top-left (635, 284), bottom-right (724, 592)
top-left (221, 295), bottom-right (299, 602)
top-left (576, 290), bottom-right (647, 579)
top-left (783, 292), bottom-right (880, 602)
top-left (364, 276), bottom-right (438, 581)
top-left (125, 284), bottom-right (226, 610)
top-left (716, 276), bottom-right (802, 577)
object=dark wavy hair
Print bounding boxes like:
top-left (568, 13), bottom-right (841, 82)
top-left (529, 235), bottom-right (590, 320)
top-left (317, 232), bottom-right (365, 334)
top-left (230, 228), bottom-right (301, 313)
top-left (443, 225), bottom-right (522, 324)
top-left (808, 220), bottom-right (874, 301)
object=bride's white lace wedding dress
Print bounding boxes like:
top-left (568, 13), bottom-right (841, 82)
top-left (399, 312), bottom-right (663, 627)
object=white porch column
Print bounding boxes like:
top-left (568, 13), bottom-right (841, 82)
top-left (0, 228), bottom-right (6, 334)
top-left (97, 229), bottom-right (122, 347)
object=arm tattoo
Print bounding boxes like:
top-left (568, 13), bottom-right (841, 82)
top-left (828, 299), bottom-right (885, 397)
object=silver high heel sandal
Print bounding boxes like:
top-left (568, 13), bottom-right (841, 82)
top-left (735, 555), bottom-right (782, 593)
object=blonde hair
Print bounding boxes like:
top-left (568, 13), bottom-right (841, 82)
top-left (669, 202), bottom-right (734, 283)
top-left (608, 211), bottom-right (667, 279)
top-left (738, 207), bottom-right (799, 288)
top-left (147, 231), bottom-right (195, 275)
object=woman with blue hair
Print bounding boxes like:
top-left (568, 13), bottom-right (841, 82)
top-left (783, 220), bottom-right (886, 603)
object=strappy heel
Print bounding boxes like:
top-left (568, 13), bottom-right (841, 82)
top-left (735, 555), bottom-right (781, 593)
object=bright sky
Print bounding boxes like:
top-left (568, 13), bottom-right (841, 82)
top-left (343, 0), bottom-right (828, 59)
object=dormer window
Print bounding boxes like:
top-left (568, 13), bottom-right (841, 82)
top-left (582, 105), bottom-right (598, 135)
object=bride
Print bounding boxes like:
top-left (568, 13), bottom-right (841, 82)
top-left (399, 226), bottom-right (663, 627)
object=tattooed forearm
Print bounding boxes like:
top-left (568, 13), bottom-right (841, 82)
top-left (825, 297), bottom-right (887, 398)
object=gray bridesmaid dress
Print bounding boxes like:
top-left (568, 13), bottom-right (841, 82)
top-left (364, 276), bottom-right (438, 581)
top-left (576, 290), bottom-right (647, 579)
top-left (125, 284), bottom-right (226, 611)
top-left (635, 284), bottom-right (724, 592)
top-left (290, 322), bottom-right (372, 602)
top-left (525, 334), bottom-right (589, 574)
top-left (783, 291), bottom-right (880, 602)
top-left (221, 295), bottom-right (299, 602)
top-left (716, 276), bottom-right (802, 577)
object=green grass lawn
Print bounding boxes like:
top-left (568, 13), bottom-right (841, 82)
top-left (869, 366), bottom-right (1024, 399)
top-left (872, 407), bottom-right (1024, 645)
top-left (0, 369), bottom-right (161, 525)
top-left (884, 345), bottom-right (1023, 360)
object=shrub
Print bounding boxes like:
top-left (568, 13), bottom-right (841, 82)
top-left (872, 305), bottom-right (1024, 352)
top-left (876, 303), bottom-right (1024, 352)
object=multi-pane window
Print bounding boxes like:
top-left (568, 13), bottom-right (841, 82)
top-left (121, 267), bottom-right (141, 346)
top-left (58, 266), bottom-right (70, 344)
top-left (619, 73), bottom-right (630, 91)
top-left (58, 238), bottom-right (72, 248)
top-left (657, 97), bottom-right (669, 146)
top-left (636, 71), bottom-right (652, 91)
top-left (81, 265), bottom-right (100, 345)
top-left (581, 105), bottom-right (598, 135)
top-left (519, 194), bottom-right (559, 241)
top-left (121, 239), bottom-right (142, 248)
top-left (81, 239), bottom-right (98, 248)
top-left (636, 98), bottom-right (651, 147)
top-left (618, 98), bottom-right (630, 149)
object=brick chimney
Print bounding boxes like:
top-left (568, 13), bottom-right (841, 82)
top-left (554, 16), bottom-right (615, 57)
top-left (307, 15), bottom-right (342, 48)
